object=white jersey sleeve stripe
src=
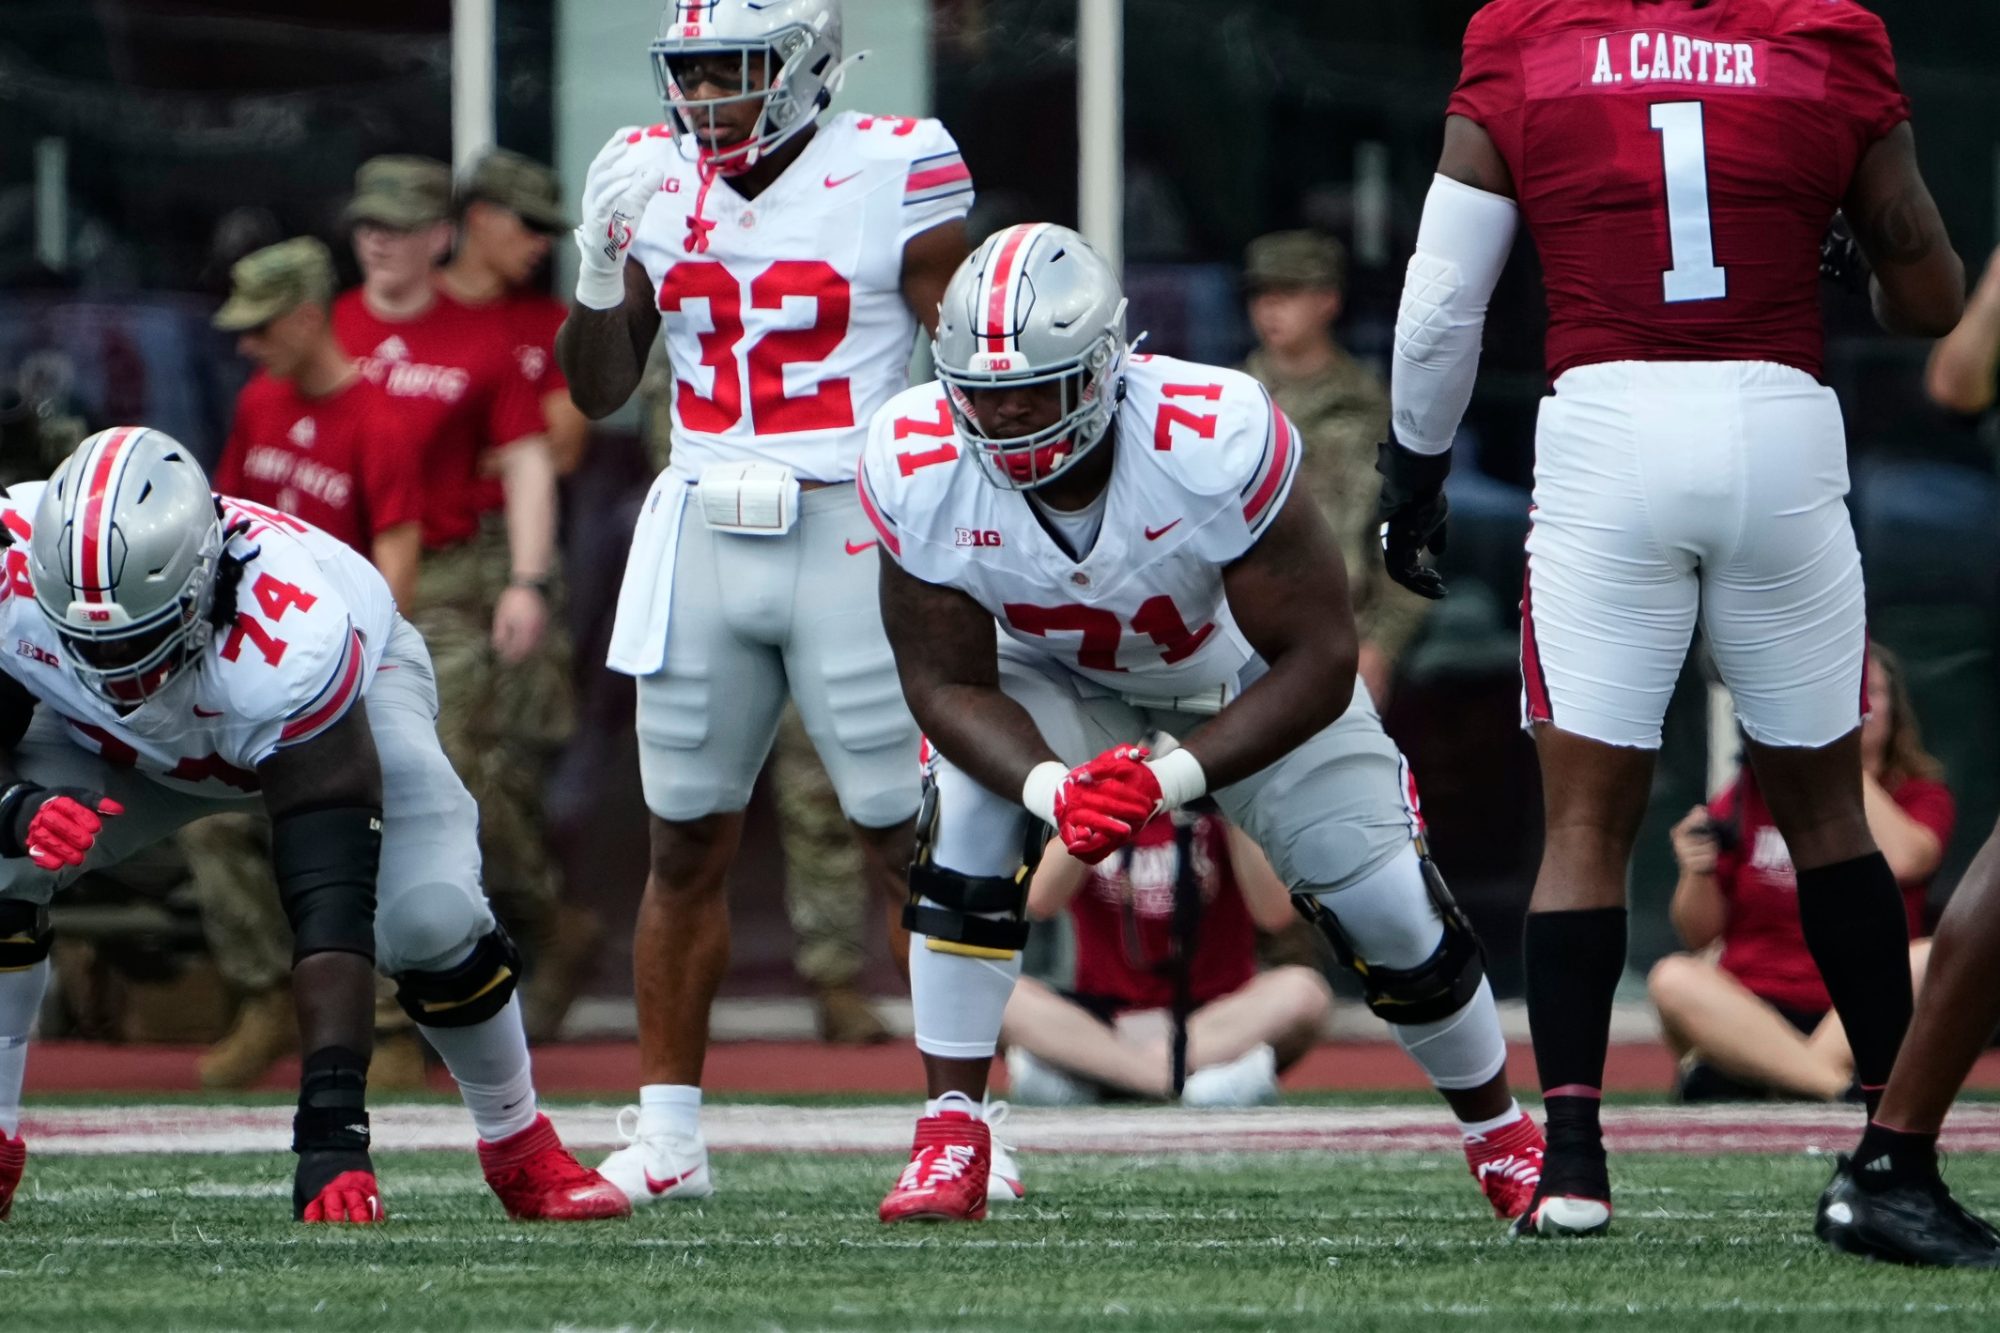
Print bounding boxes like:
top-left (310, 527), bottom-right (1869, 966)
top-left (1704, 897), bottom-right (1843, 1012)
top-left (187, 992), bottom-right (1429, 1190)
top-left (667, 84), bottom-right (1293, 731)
top-left (1241, 400), bottom-right (1300, 534)
top-left (857, 463), bottom-right (903, 558)
top-left (277, 624), bottom-right (365, 747)
top-left (906, 152), bottom-right (973, 205)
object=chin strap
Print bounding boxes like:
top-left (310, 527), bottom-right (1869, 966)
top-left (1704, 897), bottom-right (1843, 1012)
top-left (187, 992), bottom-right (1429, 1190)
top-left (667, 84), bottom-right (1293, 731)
top-left (684, 156), bottom-right (722, 255)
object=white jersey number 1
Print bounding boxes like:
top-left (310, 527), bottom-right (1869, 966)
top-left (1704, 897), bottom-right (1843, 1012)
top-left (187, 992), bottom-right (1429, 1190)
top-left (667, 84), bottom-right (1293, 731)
top-left (1650, 101), bottom-right (1729, 305)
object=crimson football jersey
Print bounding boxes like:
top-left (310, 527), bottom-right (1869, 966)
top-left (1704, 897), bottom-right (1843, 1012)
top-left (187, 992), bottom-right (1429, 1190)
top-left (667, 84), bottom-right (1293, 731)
top-left (1449, 0), bottom-right (1909, 380)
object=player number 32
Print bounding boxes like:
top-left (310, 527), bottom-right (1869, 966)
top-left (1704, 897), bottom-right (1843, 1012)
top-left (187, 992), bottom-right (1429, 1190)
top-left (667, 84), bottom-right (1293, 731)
top-left (657, 260), bottom-right (855, 435)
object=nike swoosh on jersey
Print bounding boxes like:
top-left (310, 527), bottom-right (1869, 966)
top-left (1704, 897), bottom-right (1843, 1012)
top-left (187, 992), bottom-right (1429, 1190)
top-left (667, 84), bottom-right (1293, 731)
top-left (845, 540), bottom-right (879, 555)
top-left (1144, 520), bottom-right (1183, 541)
top-left (193, 706), bottom-right (225, 718)
top-left (646, 1167), bottom-right (700, 1195)
top-left (825, 170), bottom-right (864, 189)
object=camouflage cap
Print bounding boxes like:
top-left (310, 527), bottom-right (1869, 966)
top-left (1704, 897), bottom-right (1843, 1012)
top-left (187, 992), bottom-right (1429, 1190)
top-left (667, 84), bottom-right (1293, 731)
top-left (343, 155), bottom-right (453, 230)
top-left (459, 148), bottom-right (570, 233)
top-left (212, 237), bottom-right (336, 332)
top-left (1244, 231), bottom-right (1349, 293)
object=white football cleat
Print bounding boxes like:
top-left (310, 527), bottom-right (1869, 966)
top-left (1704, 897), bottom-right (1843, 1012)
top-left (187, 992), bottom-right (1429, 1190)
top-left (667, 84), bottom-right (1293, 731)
top-left (1512, 1194), bottom-right (1612, 1238)
top-left (984, 1100), bottom-right (1025, 1204)
top-left (597, 1106), bottom-right (715, 1206)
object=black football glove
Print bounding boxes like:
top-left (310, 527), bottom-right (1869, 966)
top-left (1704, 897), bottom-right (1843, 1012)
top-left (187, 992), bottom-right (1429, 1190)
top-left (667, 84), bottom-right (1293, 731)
top-left (1376, 438), bottom-right (1452, 601)
top-left (1820, 212), bottom-right (1872, 296)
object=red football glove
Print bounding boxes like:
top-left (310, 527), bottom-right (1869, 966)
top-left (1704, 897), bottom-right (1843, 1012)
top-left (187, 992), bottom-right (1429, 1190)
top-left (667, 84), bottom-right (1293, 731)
top-left (299, 1169), bottom-right (385, 1225)
top-left (1054, 746), bottom-right (1165, 865)
top-left (9, 787), bottom-right (123, 871)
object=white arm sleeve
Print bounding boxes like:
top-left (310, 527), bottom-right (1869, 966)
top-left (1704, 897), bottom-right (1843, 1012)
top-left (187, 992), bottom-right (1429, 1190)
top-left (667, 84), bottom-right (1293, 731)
top-left (1390, 174), bottom-right (1521, 456)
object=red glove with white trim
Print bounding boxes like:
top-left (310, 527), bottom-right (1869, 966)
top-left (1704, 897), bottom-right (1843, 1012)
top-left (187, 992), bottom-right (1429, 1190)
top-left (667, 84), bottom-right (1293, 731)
top-left (0, 784), bottom-right (123, 871)
top-left (1052, 746), bottom-right (1164, 865)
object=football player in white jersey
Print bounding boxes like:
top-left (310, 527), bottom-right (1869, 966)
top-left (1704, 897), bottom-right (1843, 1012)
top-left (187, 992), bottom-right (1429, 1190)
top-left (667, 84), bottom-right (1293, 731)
top-left (858, 224), bottom-right (1545, 1225)
top-left (0, 427), bottom-right (627, 1226)
top-left (554, 0), bottom-right (982, 1208)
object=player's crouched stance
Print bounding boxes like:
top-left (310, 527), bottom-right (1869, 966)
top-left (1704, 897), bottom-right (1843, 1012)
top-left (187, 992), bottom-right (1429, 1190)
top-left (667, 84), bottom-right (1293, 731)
top-left (0, 428), bottom-right (625, 1225)
top-left (860, 226), bottom-right (1543, 1225)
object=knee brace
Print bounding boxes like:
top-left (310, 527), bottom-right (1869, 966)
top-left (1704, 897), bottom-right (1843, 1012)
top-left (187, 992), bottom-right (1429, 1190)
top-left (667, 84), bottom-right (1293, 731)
top-left (904, 861), bottom-right (1030, 961)
top-left (0, 900), bottom-right (49, 972)
top-left (394, 927), bottom-right (521, 1029)
top-left (1297, 854), bottom-right (1486, 1025)
top-left (274, 805), bottom-right (382, 964)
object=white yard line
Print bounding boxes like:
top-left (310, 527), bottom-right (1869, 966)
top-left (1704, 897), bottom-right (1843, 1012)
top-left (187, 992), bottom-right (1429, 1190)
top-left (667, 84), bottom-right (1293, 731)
top-left (21, 1102), bottom-right (2000, 1157)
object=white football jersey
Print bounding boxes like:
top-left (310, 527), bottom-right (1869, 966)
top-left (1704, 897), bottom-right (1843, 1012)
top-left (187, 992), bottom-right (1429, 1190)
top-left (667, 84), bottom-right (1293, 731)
top-left (858, 355), bottom-right (1303, 699)
top-left (630, 111), bottom-right (975, 484)
top-left (0, 485), bottom-right (396, 797)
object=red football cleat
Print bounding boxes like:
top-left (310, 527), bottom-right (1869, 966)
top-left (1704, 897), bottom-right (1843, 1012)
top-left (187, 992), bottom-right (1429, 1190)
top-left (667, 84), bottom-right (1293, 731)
top-left (0, 1133), bottom-right (24, 1221)
top-left (1466, 1113), bottom-right (1545, 1220)
top-left (479, 1114), bottom-right (632, 1221)
top-left (300, 1170), bottom-right (386, 1224)
top-left (879, 1111), bottom-right (991, 1224)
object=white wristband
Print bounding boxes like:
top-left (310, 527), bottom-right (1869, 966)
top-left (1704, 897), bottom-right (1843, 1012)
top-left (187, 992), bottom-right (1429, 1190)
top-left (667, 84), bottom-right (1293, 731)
top-left (1022, 761), bottom-right (1067, 826)
top-left (573, 255), bottom-right (630, 311)
top-left (1146, 748), bottom-right (1208, 812)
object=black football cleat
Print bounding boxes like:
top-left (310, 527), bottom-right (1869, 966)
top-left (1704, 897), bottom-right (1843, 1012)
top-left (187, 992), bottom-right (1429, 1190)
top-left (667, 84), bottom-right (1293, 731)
top-left (1817, 1154), bottom-right (2000, 1269)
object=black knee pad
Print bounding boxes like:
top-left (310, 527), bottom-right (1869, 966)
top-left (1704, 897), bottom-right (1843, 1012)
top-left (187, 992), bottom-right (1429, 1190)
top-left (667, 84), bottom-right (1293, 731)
top-left (1296, 855), bottom-right (1487, 1026)
top-left (904, 861), bottom-right (1030, 958)
top-left (394, 927), bottom-right (521, 1029)
top-left (0, 900), bottom-right (50, 972)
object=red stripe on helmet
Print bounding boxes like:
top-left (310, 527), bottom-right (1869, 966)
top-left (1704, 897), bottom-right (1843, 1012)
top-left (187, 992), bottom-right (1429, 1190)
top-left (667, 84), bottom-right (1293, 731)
top-left (79, 427), bottom-right (138, 605)
top-left (983, 225), bottom-right (1035, 354)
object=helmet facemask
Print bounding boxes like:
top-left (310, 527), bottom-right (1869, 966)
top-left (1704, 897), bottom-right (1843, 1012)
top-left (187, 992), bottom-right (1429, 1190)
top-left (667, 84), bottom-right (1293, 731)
top-left (56, 590), bottom-right (214, 709)
top-left (652, 26), bottom-right (848, 175)
top-left (938, 326), bottom-right (1128, 492)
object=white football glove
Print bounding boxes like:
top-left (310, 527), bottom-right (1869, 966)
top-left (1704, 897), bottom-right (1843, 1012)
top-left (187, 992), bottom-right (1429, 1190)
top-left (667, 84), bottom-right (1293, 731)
top-left (573, 125), bottom-right (677, 310)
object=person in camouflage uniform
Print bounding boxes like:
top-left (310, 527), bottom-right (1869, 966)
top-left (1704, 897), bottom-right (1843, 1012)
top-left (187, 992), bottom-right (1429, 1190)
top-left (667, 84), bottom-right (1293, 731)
top-left (639, 383), bottom-right (905, 1045)
top-left (1240, 231), bottom-right (1432, 708)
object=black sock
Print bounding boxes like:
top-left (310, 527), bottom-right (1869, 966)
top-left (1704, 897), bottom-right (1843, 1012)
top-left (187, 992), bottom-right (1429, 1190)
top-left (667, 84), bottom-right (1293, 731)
top-left (1796, 852), bottom-right (1913, 1115)
top-left (1854, 1119), bottom-right (1939, 1182)
top-left (1523, 908), bottom-right (1628, 1183)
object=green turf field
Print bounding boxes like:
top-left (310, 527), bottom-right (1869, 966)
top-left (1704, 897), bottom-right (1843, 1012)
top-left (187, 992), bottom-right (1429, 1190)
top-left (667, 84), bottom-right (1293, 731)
top-left (9, 1145), bottom-right (2000, 1331)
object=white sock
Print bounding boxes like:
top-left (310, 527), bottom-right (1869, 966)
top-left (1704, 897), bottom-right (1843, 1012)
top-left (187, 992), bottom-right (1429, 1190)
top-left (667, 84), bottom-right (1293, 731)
top-left (926, 1091), bottom-right (980, 1118)
top-left (0, 960), bottom-right (48, 1139)
top-left (420, 996), bottom-right (539, 1142)
top-left (1459, 1099), bottom-right (1525, 1140)
top-left (639, 1083), bottom-right (702, 1139)
top-left (909, 925), bottom-right (1022, 1060)
top-left (1391, 977), bottom-right (1510, 1092)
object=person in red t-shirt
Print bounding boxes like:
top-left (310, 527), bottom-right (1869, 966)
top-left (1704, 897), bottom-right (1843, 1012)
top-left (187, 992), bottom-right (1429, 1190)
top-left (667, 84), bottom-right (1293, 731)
top-left (1000, 805), bottom-right (1331, 1109)
top-left (439, 149), bottom-right (591, 479)
top-left (212, 237), bottom-right (424, 606)
top-left (1649, 644), bottom-right (1952, 1101)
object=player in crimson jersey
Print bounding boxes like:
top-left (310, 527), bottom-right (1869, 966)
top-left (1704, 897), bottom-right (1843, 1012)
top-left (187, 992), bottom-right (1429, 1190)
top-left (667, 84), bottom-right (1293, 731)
top-left (214, 238), bottom-right (425, 606)
top-left (556, 0), bottom-right (975, 1210)
top-left (859, 223), bottom-right (1542, 1224)
top-left (0, 427), bottom-right (626, 1226)
top-left (1376, 0), bottom-right (1965, 1242)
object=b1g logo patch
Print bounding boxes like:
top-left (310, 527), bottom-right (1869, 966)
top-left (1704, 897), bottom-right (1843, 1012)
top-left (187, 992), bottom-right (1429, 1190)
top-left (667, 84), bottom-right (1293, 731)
top-left (17, 639), bottom-right (57, 667)
top-left (955, 528), bottom-right (1003, 548)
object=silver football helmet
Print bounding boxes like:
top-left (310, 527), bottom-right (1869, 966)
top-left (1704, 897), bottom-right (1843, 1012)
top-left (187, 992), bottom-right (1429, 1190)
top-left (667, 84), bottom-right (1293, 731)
top-left (933, 224), bottom-right (1131, 491)
top-left (29, 427), bottom-right (223, 708)
top-left (651, 0), bottom-right (850, 175)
